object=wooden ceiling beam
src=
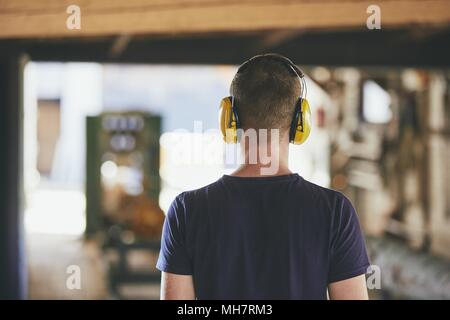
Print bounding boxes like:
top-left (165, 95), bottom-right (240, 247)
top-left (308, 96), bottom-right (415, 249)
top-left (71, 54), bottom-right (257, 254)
top-left (0, 0), bottom-right (450, 39)
top-left (1, 27), bottom-right (448, 67)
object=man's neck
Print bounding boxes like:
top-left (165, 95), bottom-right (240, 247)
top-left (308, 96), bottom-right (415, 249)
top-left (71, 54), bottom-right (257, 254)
top-left (230, 164), bottom-right (292, 177)
top-left (230, 133), bottom-right (291, 177)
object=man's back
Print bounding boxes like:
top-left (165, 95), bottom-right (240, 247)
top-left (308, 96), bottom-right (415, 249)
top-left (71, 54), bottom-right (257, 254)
top-left (157, 174), bottom-right (370, 299)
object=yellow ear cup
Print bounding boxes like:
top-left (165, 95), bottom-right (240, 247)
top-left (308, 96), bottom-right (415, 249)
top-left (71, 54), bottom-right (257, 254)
top-left (219, 96), bottom-right (238, 143)
top-left (292, 99), bottom-right (311, 145)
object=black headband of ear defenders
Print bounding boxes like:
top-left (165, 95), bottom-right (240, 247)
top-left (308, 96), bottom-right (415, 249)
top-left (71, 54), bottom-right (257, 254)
top-left (229, 53), bottom-right (308, 139)
top-left (236, 53), bottom-right (304, 79)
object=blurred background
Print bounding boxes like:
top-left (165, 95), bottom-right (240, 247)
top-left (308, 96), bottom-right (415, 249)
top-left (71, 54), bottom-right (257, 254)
top-left (0, 0), bottom-right (449, 300)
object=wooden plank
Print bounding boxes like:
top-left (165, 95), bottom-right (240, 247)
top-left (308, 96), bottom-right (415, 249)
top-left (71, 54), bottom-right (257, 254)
top-left (1, 27), bottom-right (448, 66)
top-left (0, 0), bottom-right (449, 39)
top-left (0, 0), bottom-right (386, 12)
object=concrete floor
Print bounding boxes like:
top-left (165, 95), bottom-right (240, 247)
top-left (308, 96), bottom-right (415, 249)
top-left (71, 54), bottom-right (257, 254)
top-left (26, 233), bottom-right (160, 299)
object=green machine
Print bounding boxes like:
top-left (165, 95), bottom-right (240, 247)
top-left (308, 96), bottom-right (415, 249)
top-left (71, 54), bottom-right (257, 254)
top-left (85, 112), bottom-right (163, 297)
top-left (86, 111), bottom-right (163, 237)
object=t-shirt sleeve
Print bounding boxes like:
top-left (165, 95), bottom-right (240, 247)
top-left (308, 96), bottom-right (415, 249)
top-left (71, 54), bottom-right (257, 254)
top-left (156, 193), bottom-right (193, 275)
top-left (328, 194), bottom-right (370, 283)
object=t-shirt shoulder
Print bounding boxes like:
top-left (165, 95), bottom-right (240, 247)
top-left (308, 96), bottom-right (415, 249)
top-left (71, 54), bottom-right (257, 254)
top-left (175, 179), bottom-right (222, 202)
top-left (170, 180), bottom-right (222, 218)
top-left (184, 179), bottom-right (221, 196)
top-left (300, 177), bottom-right (341, 197)
top-left (300, 178), bottom-right (350, 212)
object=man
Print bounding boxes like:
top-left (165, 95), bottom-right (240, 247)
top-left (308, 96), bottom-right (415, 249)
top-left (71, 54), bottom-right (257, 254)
top-left (156, 54), bottom-right (370, 300)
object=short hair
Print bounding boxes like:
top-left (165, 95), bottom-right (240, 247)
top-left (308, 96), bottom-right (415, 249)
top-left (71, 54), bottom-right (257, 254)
top-left (230, 54), bottom-right (302, 132)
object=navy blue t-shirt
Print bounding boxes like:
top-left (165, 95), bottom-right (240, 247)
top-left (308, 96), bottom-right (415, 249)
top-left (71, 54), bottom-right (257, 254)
top-left (156, 174), bottom-right (370, 299)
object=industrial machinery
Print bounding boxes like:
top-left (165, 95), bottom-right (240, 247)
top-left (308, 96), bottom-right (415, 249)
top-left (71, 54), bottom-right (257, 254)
top-left (320, 68), bottom-right (450, 299)
top-left (85, 111), bottom-right (164, 297)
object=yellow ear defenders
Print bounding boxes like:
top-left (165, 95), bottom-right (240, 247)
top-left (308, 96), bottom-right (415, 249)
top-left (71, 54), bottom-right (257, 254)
top-left (219, 96), bottom-right (240, 144)
top-left (219, 53), bottom-right (311, 144)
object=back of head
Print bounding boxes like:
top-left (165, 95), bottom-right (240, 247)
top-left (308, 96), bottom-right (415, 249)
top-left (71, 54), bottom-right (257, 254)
top-left (231, 54), bottom-right (302, 133)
